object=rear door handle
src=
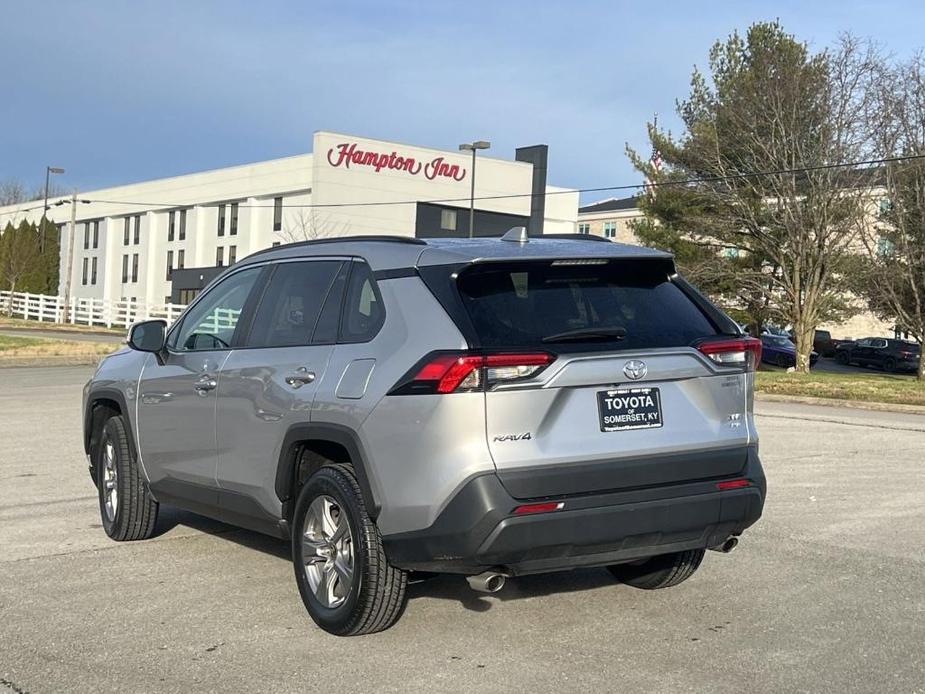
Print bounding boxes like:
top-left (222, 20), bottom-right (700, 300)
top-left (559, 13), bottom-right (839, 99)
top-left (285, 367), bottom-right (316, 389)
top-left (194, 375), bottom-right (217, 394)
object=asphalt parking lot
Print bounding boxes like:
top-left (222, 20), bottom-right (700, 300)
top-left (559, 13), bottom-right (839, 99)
top-left (1, 366), bottom-right (923, 694)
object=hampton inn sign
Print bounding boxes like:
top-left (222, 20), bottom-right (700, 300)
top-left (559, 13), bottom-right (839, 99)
top-left (326, 141), bottom-right (467, 181)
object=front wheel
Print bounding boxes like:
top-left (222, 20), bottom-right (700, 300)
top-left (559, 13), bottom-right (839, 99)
top-left (608, 549), bottom-right (705, 589)
top-left (292, 464), bottom-right (407, 636)
top-left (836, 351), bottom-right (850, 365)
top-left (97, 415), bottom-right (159, 541)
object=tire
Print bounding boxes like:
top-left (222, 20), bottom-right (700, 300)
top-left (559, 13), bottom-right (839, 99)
top-left (775, 353), bottom-right (789, 368)
top-left (884, 358), bottom-right (896, 373)
top-left (292, 464), bottom-right (407, 636)
top-left (97, 414), bottom-right (159, 541)
top-left (836, 351), bottom-right (849, 365)
top-left (607, 549), bottom-right (705, 590)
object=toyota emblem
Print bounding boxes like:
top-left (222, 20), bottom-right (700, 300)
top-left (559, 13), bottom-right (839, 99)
top-left (623, 360), bottom-right (647, 380)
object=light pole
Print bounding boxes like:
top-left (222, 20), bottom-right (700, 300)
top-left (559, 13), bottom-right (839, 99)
top-left (40, 166), bottom-right (65, 254)
top-left (458, 140), bottom-right (490, 238)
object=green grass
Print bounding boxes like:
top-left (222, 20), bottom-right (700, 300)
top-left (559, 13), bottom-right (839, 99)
top-left (0, 316), bottom-right (124, 334)
top-left (755, 369), bottom-right (925, 406)
top-left (0, 334), bottom-right (44, 351)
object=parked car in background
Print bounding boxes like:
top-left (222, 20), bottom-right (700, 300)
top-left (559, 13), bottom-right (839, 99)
top-left (835, 337), bottom-right (921, 372)
top-left (812, 330), bottom-right (835, 357)
top-left (760, 334), bottom-right (819, 368)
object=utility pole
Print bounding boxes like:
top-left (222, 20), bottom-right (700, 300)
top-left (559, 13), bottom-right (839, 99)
top-left (40, 166), bottom-right (65, 254)
top-left (61, 193), bottom-right (77, 322)
top-left (57, 194), bottom-right (90, 321)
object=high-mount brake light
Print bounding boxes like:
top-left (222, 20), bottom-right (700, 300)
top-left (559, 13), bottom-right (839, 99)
top-left (393, 351), bottom-right (555, 395)
top-left (696, 337), bottom-right (762, 371)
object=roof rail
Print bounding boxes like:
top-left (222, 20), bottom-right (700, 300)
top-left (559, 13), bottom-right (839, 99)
top-left (245, 234), bottom-right (427, 260)
top-left (541, 233), bottom-right (613, 243)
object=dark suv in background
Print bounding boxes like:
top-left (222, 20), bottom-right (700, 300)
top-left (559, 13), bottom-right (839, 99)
top-left (835, 337), bottom-right (921, 372)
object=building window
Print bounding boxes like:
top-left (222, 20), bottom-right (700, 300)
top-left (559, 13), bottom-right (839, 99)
top-left (178, 249), bottom-right (185, 269)
top-left (133, 215), bottom-right (141, 244)
top-left (166, 250), bottom-right (173, 280)
top-left (82, 257), bottom-right (88, 285)
top-left (178, 288), bottom-right (200, 305)
top-left (272, 241), bottom-right (281, 247)
top-left (179, 209), bottom-right (187, 241)
top-left (230, 202), bottom-right (239, 236)
top-left (602, 221), bottom-right (617, 239)
top-left (216, 246), bottom-right (224, 267)
top-left (578, 222), bottom-right (590, 235)
top-left (273, 197), bottom-right (283, 231)
top-left (83, 223), bottom-right (89, 250)
top-left (440, 209), bottom-right (457, 231)
top-left (131, 253), bottom-right (139, 283)
top-left (876, 237), bottom-right (895, 256)
top-left (123, 218), bottom-right (130, 245)
top-left (217, 204), bottom-right (226, 236)
top-left (168, 211), bottom-right (176, 242)
top-left (228, 245), bottom-right (237, 265)
top-left (92, 220), bottom-right (99, 249)
top-left (121, 255), bottom-right (128, 283)
top-left (91, 257), bottom-right (98, 285)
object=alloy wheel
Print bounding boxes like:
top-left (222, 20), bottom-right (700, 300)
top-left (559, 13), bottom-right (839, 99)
top-left (301, 495), bottom-right (355, 609)
top-left (101, 438), bottom-right (119, 522)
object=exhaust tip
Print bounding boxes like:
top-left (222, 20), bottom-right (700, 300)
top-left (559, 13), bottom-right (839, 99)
top-left (466, 571), bottom-right (507, 593)
top-left (708, 537), bottom-right (739, 553)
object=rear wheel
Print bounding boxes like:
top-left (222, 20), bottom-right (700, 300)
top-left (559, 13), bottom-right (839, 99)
top-left (836, 351), bottom-right (850, 365)
top-left (97, 415), bottom-right (159, 541)
top-left (608, 549), bottom-right (705, 590)
top-left (292, 464), bottom-right (407, 636)
top-left (884, 357), bottom-right (896, 373)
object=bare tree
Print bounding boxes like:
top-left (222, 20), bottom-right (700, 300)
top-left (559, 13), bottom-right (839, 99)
top-left (276, 209), bottom-right (348, 244)
top-left (0, 179), bottom-right (29, 207)
top-left (628, 24), bottom-right (880, 372)
top-left (860, 54), bottom-right (925, 379)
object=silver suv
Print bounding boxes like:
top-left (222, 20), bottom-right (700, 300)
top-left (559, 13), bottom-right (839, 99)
top-left (83, 232), bottom-right (765, 636)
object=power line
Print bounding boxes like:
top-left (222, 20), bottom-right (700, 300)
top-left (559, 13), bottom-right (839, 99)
top-left (3, 152), bottom-right (923, 220)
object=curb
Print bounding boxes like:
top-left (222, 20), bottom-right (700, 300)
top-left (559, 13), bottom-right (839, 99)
top-left (755, 392), bottom-right (925, 415)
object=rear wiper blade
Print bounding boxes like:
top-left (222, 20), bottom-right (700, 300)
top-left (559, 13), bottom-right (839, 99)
top-left (541, 327), bottom-right (627, 343)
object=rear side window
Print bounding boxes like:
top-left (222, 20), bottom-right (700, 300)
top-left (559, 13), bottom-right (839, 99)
top-left (339, 262), bottom-right (385, 343)
top-left (456, 260), bottom-right (719, 351)
top-left (246, 260), bottom-right (343, 347)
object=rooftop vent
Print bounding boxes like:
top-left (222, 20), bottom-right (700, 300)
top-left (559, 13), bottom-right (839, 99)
top-left (501, 227), bottom-right (529, 243)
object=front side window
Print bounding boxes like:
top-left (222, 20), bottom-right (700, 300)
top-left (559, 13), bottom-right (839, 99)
top-left (246, 261), bottom-right (343, 348)
top-left (170, 267), bottom-right (260, 351)
top-left (339, 262), bottom-right (385, 343)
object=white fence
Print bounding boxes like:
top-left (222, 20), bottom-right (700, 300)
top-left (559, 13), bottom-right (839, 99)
top-left (0, 291), bottom-right (188, 329)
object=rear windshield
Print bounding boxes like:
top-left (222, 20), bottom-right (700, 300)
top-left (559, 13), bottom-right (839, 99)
top-left (456, 260), bottom-right (720, 351)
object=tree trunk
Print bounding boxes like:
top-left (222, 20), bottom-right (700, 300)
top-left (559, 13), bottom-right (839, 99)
top-left (918, 354), bottom-right (924, 382)
top-left (792, 319), bottom-right (815, 374)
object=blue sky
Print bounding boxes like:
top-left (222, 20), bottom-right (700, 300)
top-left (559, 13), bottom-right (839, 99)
top-left (3, 1), bottom-right (923, 203)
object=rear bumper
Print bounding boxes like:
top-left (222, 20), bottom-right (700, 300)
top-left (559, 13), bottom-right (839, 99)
top-left (383, 447), bottom-right (765, 575)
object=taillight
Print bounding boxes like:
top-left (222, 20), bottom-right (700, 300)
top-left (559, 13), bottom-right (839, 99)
top-left (390, 351), bottom-right (554, 395)
top-left (695, 337), bottom-right (762, 371)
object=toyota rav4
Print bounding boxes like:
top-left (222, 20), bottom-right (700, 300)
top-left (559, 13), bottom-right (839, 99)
top-left (83, 231), bottom-right (766, 636)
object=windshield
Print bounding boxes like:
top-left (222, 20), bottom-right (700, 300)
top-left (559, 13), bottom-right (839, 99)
top-left (456, 260), bottom-right (720, 352)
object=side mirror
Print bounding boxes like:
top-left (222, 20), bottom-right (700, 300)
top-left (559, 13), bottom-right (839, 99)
top-left (127, 319), bottom-right (167, 355)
